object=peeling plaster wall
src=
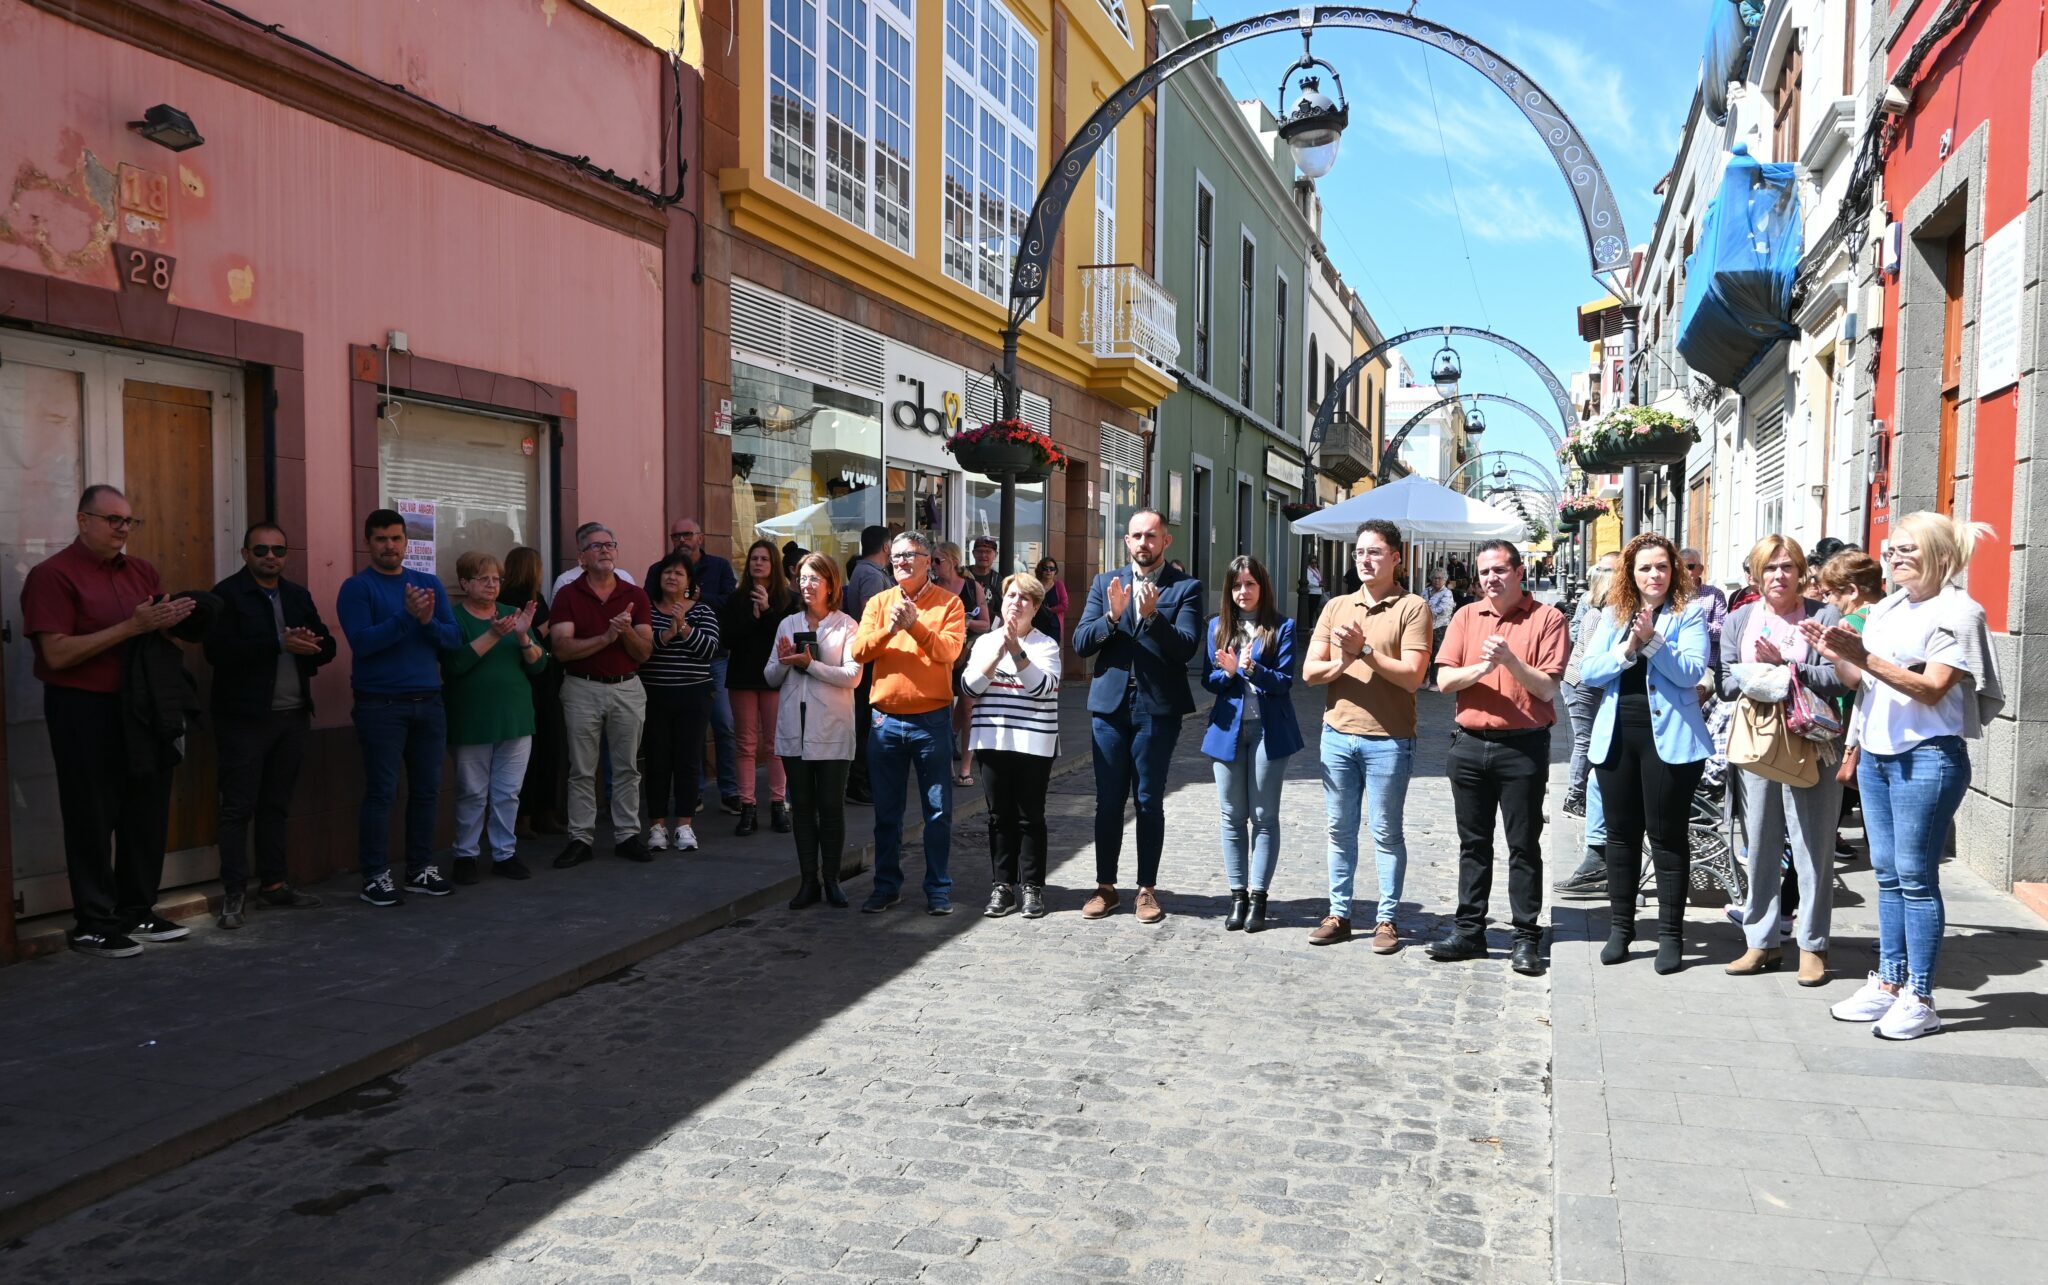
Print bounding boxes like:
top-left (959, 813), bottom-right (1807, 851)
top-left (0, 4), bottom-right (668, 719)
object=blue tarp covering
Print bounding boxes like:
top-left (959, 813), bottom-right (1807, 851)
top-left (1675, 144), bottom-right (1801, 388)
top-left (1701, 0), bottom-right (1748, 124)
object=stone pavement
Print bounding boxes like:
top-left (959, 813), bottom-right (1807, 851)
top-left (0, 687), bottom-right (1097, 1242)
top-left (1, 684), bottom-right (1557, 1283)
top-left (1548, 760), bottom-right (2048, 1283)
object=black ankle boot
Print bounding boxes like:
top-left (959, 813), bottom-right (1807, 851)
top-left (1601, 925), bottom-right (1634, 965)
top-left (788, 878), bottom-right (821, 910)
top-left (1655, 933), bottom-right (1684, 974)
top-left (1224, 889), bottom-right (1249, 931)
top-left (822, 877), bottom-right (849, 908)
top-left (1245, 891), bottom-right (1269, 933)
top-left (735, 804), bottom-right (758, 836)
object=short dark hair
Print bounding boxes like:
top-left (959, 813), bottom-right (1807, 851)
top-left (364, 508), bottom-right (405, 540)
top-left (1354, 519), bottom-right (1403, 556)
top-left (244, 521), bottom-right (289, 548)
top-left (1475, 539), bottom-right (1522, 569)
top-left (860, 524), bottom-right (891, 556)
top-left (78, 483), bottom-right (124, 513)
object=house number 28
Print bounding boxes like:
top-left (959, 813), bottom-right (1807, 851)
top-left (115, 244), bottom-right (176, 297)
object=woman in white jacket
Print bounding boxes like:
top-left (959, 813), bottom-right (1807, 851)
top-left (765, 553), bottom-right (862, 909)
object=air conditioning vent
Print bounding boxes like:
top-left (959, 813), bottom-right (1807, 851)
top-left (730, 279), bottom-right (887, 396)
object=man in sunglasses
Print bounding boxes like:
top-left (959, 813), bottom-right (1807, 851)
top-left (1681, 548), bottom-right (1727, 669)
top-left (206, 523), bottom-right (337, 928)
top-left (22, 485), bottom-right (198, 958)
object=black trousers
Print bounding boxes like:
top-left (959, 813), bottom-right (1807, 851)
top-left (979, 748), bottom-right (1052, 886)
top-left (45, 685), bottom-right (172, 935)
top-left (1595, 711), bottom-right (1706, 937)
top-left (520, 664), bottom-right (567, 817)
top-left (784, 756), bottom-right (849, 881)
top-left (215, 707), bottom-right (311, 896)
top-left (643, 684), bottom-right (712, 820)
top-left (1445, 727), bottom-right (1550, 941)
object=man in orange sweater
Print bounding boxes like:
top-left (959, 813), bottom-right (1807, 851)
top-left (851, 531), bottom-right (967, 914)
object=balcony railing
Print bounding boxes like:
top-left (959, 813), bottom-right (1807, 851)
top-left (1317, 412), bottom-right (1375, 488)
top-left (1077, 263), bottom-right (1180, 372)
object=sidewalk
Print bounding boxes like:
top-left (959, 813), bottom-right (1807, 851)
top-left (1548, 764), bottom-right (2048, 1283)
top-left (0, 685), bottom-right (1095, 1241)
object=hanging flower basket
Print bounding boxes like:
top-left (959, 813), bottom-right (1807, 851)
top-left (1559, 432), bottom-right (1619, 475)
top-left (1556, 495), bottom-right (1611, 529)
top-left (1281, 500), bottom-right (1320, 521)
top-left (945, 420), bottom-right (1067, 483)
top-left (1583, 405), bottom-right (1700, 468)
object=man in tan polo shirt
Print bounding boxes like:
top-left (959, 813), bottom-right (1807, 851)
top-left (1428, 539), bottom-right (1569, 976)
top-left (1302, 519), bottom-right (1432, 951)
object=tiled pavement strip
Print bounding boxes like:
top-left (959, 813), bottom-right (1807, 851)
top-left (3, 667), bottom-right (2045, 1282)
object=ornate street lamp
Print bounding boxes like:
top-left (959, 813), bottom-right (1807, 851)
top-left (1275, 27), bottom-right (1350, 181)
top-left (1431, 337), bottom-right (1463, 399)
top-left (1465, 401), bottom-right (1487, 437)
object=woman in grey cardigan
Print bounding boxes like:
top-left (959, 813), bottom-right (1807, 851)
top-left (1714, 536), bottom-right (1850, 985)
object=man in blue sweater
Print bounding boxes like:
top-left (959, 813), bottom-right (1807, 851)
top-left (338, 508), bottom-right (462, 906)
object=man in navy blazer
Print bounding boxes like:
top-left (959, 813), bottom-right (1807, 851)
top-left (1070, 508), bottom-right (1203, 923)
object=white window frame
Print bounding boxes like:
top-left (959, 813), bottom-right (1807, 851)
top-left (765, 0), bottom-right (916, 253)
top-left (1238, 226), bottom-right (1257, 407)
top-left (1193, 171), bottom-right (1216, 384)
top-left (1273, 269), bottom-right (1290, 428)
top-left (941, 0), bottom-right (1038, 301)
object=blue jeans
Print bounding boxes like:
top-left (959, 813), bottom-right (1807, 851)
top-left (1585, 772), bottom-right (1606, 848)
top-left (1320, 730), bottom-right (1414, 923)
top-left (1562, 679), bottom-right (1600, 799)
top-left (1213, 734), bottom-right (1287, 892)
top-left (353, 694), bottom-right (447, 880)
top-left (1859, 736), bottom-right (1969, 995)
top-left (453, 737), bottom-right (534, 862)
top-left (1091, 706), bottom-right (1184, 887)
top-left (868, 707), bottom-right (953, 902)
top-left (702, 654), bottom-right (739, 801)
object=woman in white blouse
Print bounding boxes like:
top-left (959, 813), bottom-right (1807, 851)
top-left (962, 572), bottom-right (1062, 921)
top-left (765, 553), bottom-right (862, 910)
top-left (1805, 512), bottom-right (2005, 1041)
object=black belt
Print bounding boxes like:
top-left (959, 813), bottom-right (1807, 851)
top-left (568, 671), bottom-right (638, 685)
top-left (354, 690), bottom-right (440, 704)
top-left (1458, 724), bottom-right (1551, 742)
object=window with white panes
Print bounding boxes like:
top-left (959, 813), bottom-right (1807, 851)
top-left (767, 0), bottom-right (914, 253)
top-left (942, 0), bottom-right (1037, 301)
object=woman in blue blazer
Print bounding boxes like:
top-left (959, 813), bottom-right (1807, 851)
top-left (1201, 555), bottom-right (1303, 934)
top-left (1579, 533), bottom-right (1713, 974)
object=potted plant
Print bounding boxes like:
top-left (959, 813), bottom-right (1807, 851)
top-left (1584, 405), bottom-right (1700, 468)
top-left (1556, 494), bottom-right (1610, 528)
top-left (945, 419), bottom-right (1067, 482)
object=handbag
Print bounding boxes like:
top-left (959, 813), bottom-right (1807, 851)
top-left (1729, 694), bottom-right (1819, 788)
top-left (1836, 743), bottom-right (1861, 785)
top-left (1785, 670), bottom-right (1845, 743)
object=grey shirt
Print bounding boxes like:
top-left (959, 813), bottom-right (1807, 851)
top-left (265, 588), bottom-right (303, 711)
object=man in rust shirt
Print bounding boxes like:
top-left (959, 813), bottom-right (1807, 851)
top-left (548, 521), bottom-right (654, 869)
top-left (1302, 519), bottom-right (1432, 952)
top-left (22, 484), bottom-right (198, 958)
top-left (1428, 539), bottom-right (1569, 976)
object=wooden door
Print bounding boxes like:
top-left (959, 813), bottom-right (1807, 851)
top-left (1938, 233), bottom-right (1965, 515)
top-left (120, 381), bottom-right (217, 854)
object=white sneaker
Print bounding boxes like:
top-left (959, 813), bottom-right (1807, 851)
top-left (646, 824), bottom-right (670, 851)
top-left (1830, 972), bottom-right (1899, 1023)
top-left (673, 823), bottom-right (699, 852)
top-left (1875, 991), bottom-right (1941, 1041)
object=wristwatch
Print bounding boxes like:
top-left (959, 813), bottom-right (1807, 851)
top-left (1355, 640), bottom-right (1375, 660)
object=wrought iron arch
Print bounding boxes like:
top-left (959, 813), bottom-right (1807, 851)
top-left (1444, 451), bottom-right (1565, 497)
top-left (1313, 326), bottom-right (1574, 461)
top-left (1379, 395), bottom-right (1566, 482)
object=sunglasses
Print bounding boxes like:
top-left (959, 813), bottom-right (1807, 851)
top-left (248, 544), bottom-right (288, 558)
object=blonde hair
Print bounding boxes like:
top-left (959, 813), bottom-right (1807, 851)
top-left (794, 552), bottom-right (843, 610)
top-left (1000, 571), bottom-right (1047, 608)
top-left (1745, 534), bottom-right (1809, 587)
top-left (935, 541), bottom-right (964, 572)
top-left (1586, 563), bottom-right (1614, 608)
top-left (1892, 511), bottom-right (1994, 588)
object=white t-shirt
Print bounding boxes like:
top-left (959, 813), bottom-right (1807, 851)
top-left (550, 565), bottom-right (637, 601)
top-left (1857, 594), bottom-right (1969, 754)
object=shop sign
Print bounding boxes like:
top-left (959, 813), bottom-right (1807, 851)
top-left (891, 376), bottom-right (961, 437)
top-left (714, 398), bottom-right (733, 436)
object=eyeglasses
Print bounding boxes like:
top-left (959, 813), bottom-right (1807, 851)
top-left (670, 531), bottom-right (693, 541)
top-left (798, 574), bottom-right (828, 588)
top-left (248, 544), bottom-right (288, 558)
top-left (582, 541), bottom-right (618, 553)
top-left (890, 552), bottom-right (927, 563)
top-left (1885, 542), bottom-right (1918, 558)
top-left (82, 512), bottom-right (143, 531)
top-left (464, 574), bottom-right (502, 585)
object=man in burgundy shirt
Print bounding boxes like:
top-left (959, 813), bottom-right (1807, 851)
top-left (21, 485), bottom-right (198, 958)
top-left (1428, 539), bottom-right (1569, 976)
top-left (548, 521), bottom-right (654, 868)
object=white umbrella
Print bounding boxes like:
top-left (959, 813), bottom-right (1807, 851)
top-left (1289, 475), bottom-right (1528, 541)
top-left (753, 489), bottom-right (881, 542)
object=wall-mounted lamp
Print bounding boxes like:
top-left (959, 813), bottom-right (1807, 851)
top-left (128, 104), bottom-right (205, 152)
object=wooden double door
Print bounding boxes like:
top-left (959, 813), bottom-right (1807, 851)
top-left (0, 332), bottom-right (242, 918)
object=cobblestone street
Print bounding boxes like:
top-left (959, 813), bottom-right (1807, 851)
top-left (7, 686), bottom-right (1556, 1284)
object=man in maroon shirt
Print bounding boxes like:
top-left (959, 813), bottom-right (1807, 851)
top-left (21, 485), bottom-right (198, 958)
top-left (548, 521), bottom-right (654, 868)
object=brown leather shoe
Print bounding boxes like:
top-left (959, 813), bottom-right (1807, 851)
top-left (1371, 921), bottom-right (1401, 954)
top-left (1082, 887), bottom-right (1120, 919)
top-left (1797, 948), bottom-right (1829, 987)
top-left (1308, 916), bottom-right (1352, 946)
top-left (1134, 887), bottom-right (1165, 924)
top-left (1724, 948), bottom-right (1784, 975)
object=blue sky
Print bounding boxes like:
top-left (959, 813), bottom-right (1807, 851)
top-left (1198, 0), bottom-right (1712, 485)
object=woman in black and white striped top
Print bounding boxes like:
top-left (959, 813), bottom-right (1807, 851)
top-left (642, 553), bottom-right (721, 853)
top-left (962, 572), bottom-right (1062, 920)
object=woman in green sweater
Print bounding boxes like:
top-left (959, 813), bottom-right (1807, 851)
top-left (445, 550), bottom-right (548, 883)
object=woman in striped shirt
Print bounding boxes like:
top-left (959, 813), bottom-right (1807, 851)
top-left (642, 553), bottom-right (721, 853)
top-left (963, 573), bottom-right (1062, 920)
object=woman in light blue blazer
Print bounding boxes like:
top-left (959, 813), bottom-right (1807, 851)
top-left (1580, 532), bottom-right (1713, 974)
top-left (1200, 556), bottom-right (1303, 934)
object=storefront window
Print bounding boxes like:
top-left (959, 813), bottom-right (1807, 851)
top-left (887, 463), bottom-right (950, 541)
top-left (379, 399), bottom-right (546, 591)
top-left (964, 476), bottom-right (1045, 573)
top-left (732, 362), bottom-right (884, 569)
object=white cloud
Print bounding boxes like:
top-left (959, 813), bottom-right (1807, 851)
top-left (1416, 183), bottom-right (1580, 245)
